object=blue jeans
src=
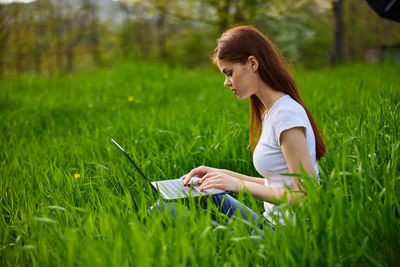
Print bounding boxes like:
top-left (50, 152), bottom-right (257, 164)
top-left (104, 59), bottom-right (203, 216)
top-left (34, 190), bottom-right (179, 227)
top-left (150, 193), bottom-right (275, 231)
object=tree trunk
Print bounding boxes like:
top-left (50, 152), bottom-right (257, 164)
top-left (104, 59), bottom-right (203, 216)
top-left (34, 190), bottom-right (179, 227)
top-left (52, 9), bottom-right (64, 72)
top-left (0, 4), bottom-right (10, 76)
top-left (118, 2), bottom-right (131, 58)
top-left (347, 1), bottom-right (356, 61)
top-left (65, 44), bottom-right (74, 73)
top-left (332, 0), bottom-right (344, 65)
top-left (156, 10), bottom-right (167, 60)
top-left (11, 4), bottom-right (23, 74)
top-left (82, 0), bottom-right (101, 66)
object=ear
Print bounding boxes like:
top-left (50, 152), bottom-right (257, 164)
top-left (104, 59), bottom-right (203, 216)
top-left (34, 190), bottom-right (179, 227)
top-left (248, 56), bottom-right (259, 72)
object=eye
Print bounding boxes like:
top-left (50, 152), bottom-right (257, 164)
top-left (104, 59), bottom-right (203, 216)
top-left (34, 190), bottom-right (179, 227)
top-left (227, 71), bottom-right (233, 77)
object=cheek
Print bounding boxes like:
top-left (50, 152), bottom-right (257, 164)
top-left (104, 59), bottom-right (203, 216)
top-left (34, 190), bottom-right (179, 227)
top-left (246, 72), bottom-right (258, 87)
top-left (232, 71), bottom-right (243, 85)
top-left (234, 75), bottom-right (247, 88)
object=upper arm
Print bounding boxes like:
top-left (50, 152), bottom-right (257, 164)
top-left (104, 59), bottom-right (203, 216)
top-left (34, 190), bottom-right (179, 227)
top-left (280, 127), bottom-right (316, 191)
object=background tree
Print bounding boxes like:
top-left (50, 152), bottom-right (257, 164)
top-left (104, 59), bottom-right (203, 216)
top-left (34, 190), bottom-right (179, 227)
top-left (30, 0), bottom-right (53, 73)
top-left (9, 3), bottom-right (25, 74)
top-left (0, 0), bottom-right (399, 76)
top-left (81, 0), bottom-right (102, 66)
top-left (0, 3), bottom-right (11, 75)
top-left (344, 0), bottom-right (400, 62)
top-left (331, 0), bottom-right (344, 65)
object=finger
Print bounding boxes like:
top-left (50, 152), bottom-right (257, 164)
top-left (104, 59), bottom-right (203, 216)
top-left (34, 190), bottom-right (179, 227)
top-left (199, 172), bottom-right (218, 184)
top-left (183, 167), bottom-right (204, 185)
top-left (183, 174), bottom-right (192, 186)
top-left (202, 181), bottom-right (222, 191)
top-left (198, 176), bottom-right (218, 191)
top-left (183, 174), bottom-right (191, 186)
top-left (183, 170), bottom-right (197, 185)
top-left (198, 178), bottom-right (209, 191)
top-left (198, 181), bottom-right (208, 191)
top-left (200, 174), bottom-right (225, 190)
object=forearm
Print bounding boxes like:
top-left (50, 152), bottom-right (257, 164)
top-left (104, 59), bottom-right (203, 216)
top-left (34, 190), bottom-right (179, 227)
top-left (221, 169), bottom-right (265, 185)
top-left (239, 180), bottom-right (304, 204)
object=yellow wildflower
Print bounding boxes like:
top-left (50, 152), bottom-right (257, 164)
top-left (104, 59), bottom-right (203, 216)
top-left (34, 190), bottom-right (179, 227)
top-left (128, 96), bottom-right (134, 102)
top-left (74, 173), bottom-right (80, 179)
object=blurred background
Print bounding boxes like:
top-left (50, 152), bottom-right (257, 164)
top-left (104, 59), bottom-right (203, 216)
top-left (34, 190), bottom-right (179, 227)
top-left (0, 0), bottom-right (400, 76)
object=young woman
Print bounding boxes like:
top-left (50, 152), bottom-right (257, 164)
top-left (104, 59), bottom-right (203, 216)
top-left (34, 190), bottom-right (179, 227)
top-left (182, 25), bottom-right (326, 226)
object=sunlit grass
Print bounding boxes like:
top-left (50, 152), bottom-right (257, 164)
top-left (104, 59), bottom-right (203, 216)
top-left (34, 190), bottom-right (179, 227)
top-left (1, 62), bottom-right (399, 266)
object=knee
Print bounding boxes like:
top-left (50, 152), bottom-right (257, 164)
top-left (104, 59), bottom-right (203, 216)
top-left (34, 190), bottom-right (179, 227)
top-left (211, 193), bottom-right (230, 206)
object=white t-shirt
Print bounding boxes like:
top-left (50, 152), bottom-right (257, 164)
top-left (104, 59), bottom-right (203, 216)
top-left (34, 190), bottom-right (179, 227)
top-left (252, 94), bottom-right (318, 221)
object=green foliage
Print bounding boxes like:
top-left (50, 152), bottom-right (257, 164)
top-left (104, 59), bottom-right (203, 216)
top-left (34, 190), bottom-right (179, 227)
top-left (297, 10), bottom-right (333, 69)
top-left (118, 19), bottom-right (158, 61)
top-left (0, 62), bottom-right (399, 266)
top-left (2, 0), bottom-right (400, 75)
top-left (165, 27), bottom-right (218, 67)
top-left (343, 0), bottom-right (400, 62)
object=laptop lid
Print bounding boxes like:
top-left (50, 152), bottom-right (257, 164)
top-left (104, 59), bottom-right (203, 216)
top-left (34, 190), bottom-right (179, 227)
top-left (111, 139), bottom-right (158, 194)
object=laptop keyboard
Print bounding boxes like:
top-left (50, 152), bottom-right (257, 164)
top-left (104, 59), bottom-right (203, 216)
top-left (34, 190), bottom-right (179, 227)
top-left (156, 179), bottom-right (196, 199)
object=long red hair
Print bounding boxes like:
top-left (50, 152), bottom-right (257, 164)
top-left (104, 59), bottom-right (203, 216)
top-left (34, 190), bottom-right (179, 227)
top-left (213, 26), bottom-right (326, 160)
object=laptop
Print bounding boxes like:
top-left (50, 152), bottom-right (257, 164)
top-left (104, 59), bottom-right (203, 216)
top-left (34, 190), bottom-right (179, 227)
top-left (111, 139), bottom-right (225, 200)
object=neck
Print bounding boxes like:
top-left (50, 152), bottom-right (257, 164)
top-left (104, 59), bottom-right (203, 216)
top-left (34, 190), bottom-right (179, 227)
top-left (255, 82), bottom-right (286, 111)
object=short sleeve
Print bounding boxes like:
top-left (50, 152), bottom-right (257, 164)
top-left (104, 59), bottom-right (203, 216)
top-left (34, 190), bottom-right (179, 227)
top-left (273, 108), bottom-right (306, 146)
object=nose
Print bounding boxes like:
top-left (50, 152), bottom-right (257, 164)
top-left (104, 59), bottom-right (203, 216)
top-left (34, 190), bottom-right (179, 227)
top-left (224, 77), bottom-right (232, 87)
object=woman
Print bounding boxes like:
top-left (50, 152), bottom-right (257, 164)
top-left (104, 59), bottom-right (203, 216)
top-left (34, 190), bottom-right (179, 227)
top-left (182, 25), bottom-right (326, 226)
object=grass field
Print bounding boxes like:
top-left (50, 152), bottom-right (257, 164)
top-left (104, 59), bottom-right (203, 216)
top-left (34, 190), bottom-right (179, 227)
top-left (1, 62), bottom-right (399, 266)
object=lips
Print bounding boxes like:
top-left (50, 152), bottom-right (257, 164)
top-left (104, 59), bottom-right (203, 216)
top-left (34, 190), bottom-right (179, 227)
top-left (231, 88), bottom-right (237, 95)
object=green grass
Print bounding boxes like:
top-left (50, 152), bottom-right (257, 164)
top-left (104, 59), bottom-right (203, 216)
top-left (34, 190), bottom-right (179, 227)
top-left (1, 61), bottom-right (399, 266)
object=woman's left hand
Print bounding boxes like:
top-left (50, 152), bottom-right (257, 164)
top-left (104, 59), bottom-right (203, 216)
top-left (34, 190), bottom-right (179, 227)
top-left (198, 172), bottom-right (243, 193)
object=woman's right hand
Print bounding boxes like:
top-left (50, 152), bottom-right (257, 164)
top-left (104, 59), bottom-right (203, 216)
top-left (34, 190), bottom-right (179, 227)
top-left (182, 165), bottom-right (223, 186)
